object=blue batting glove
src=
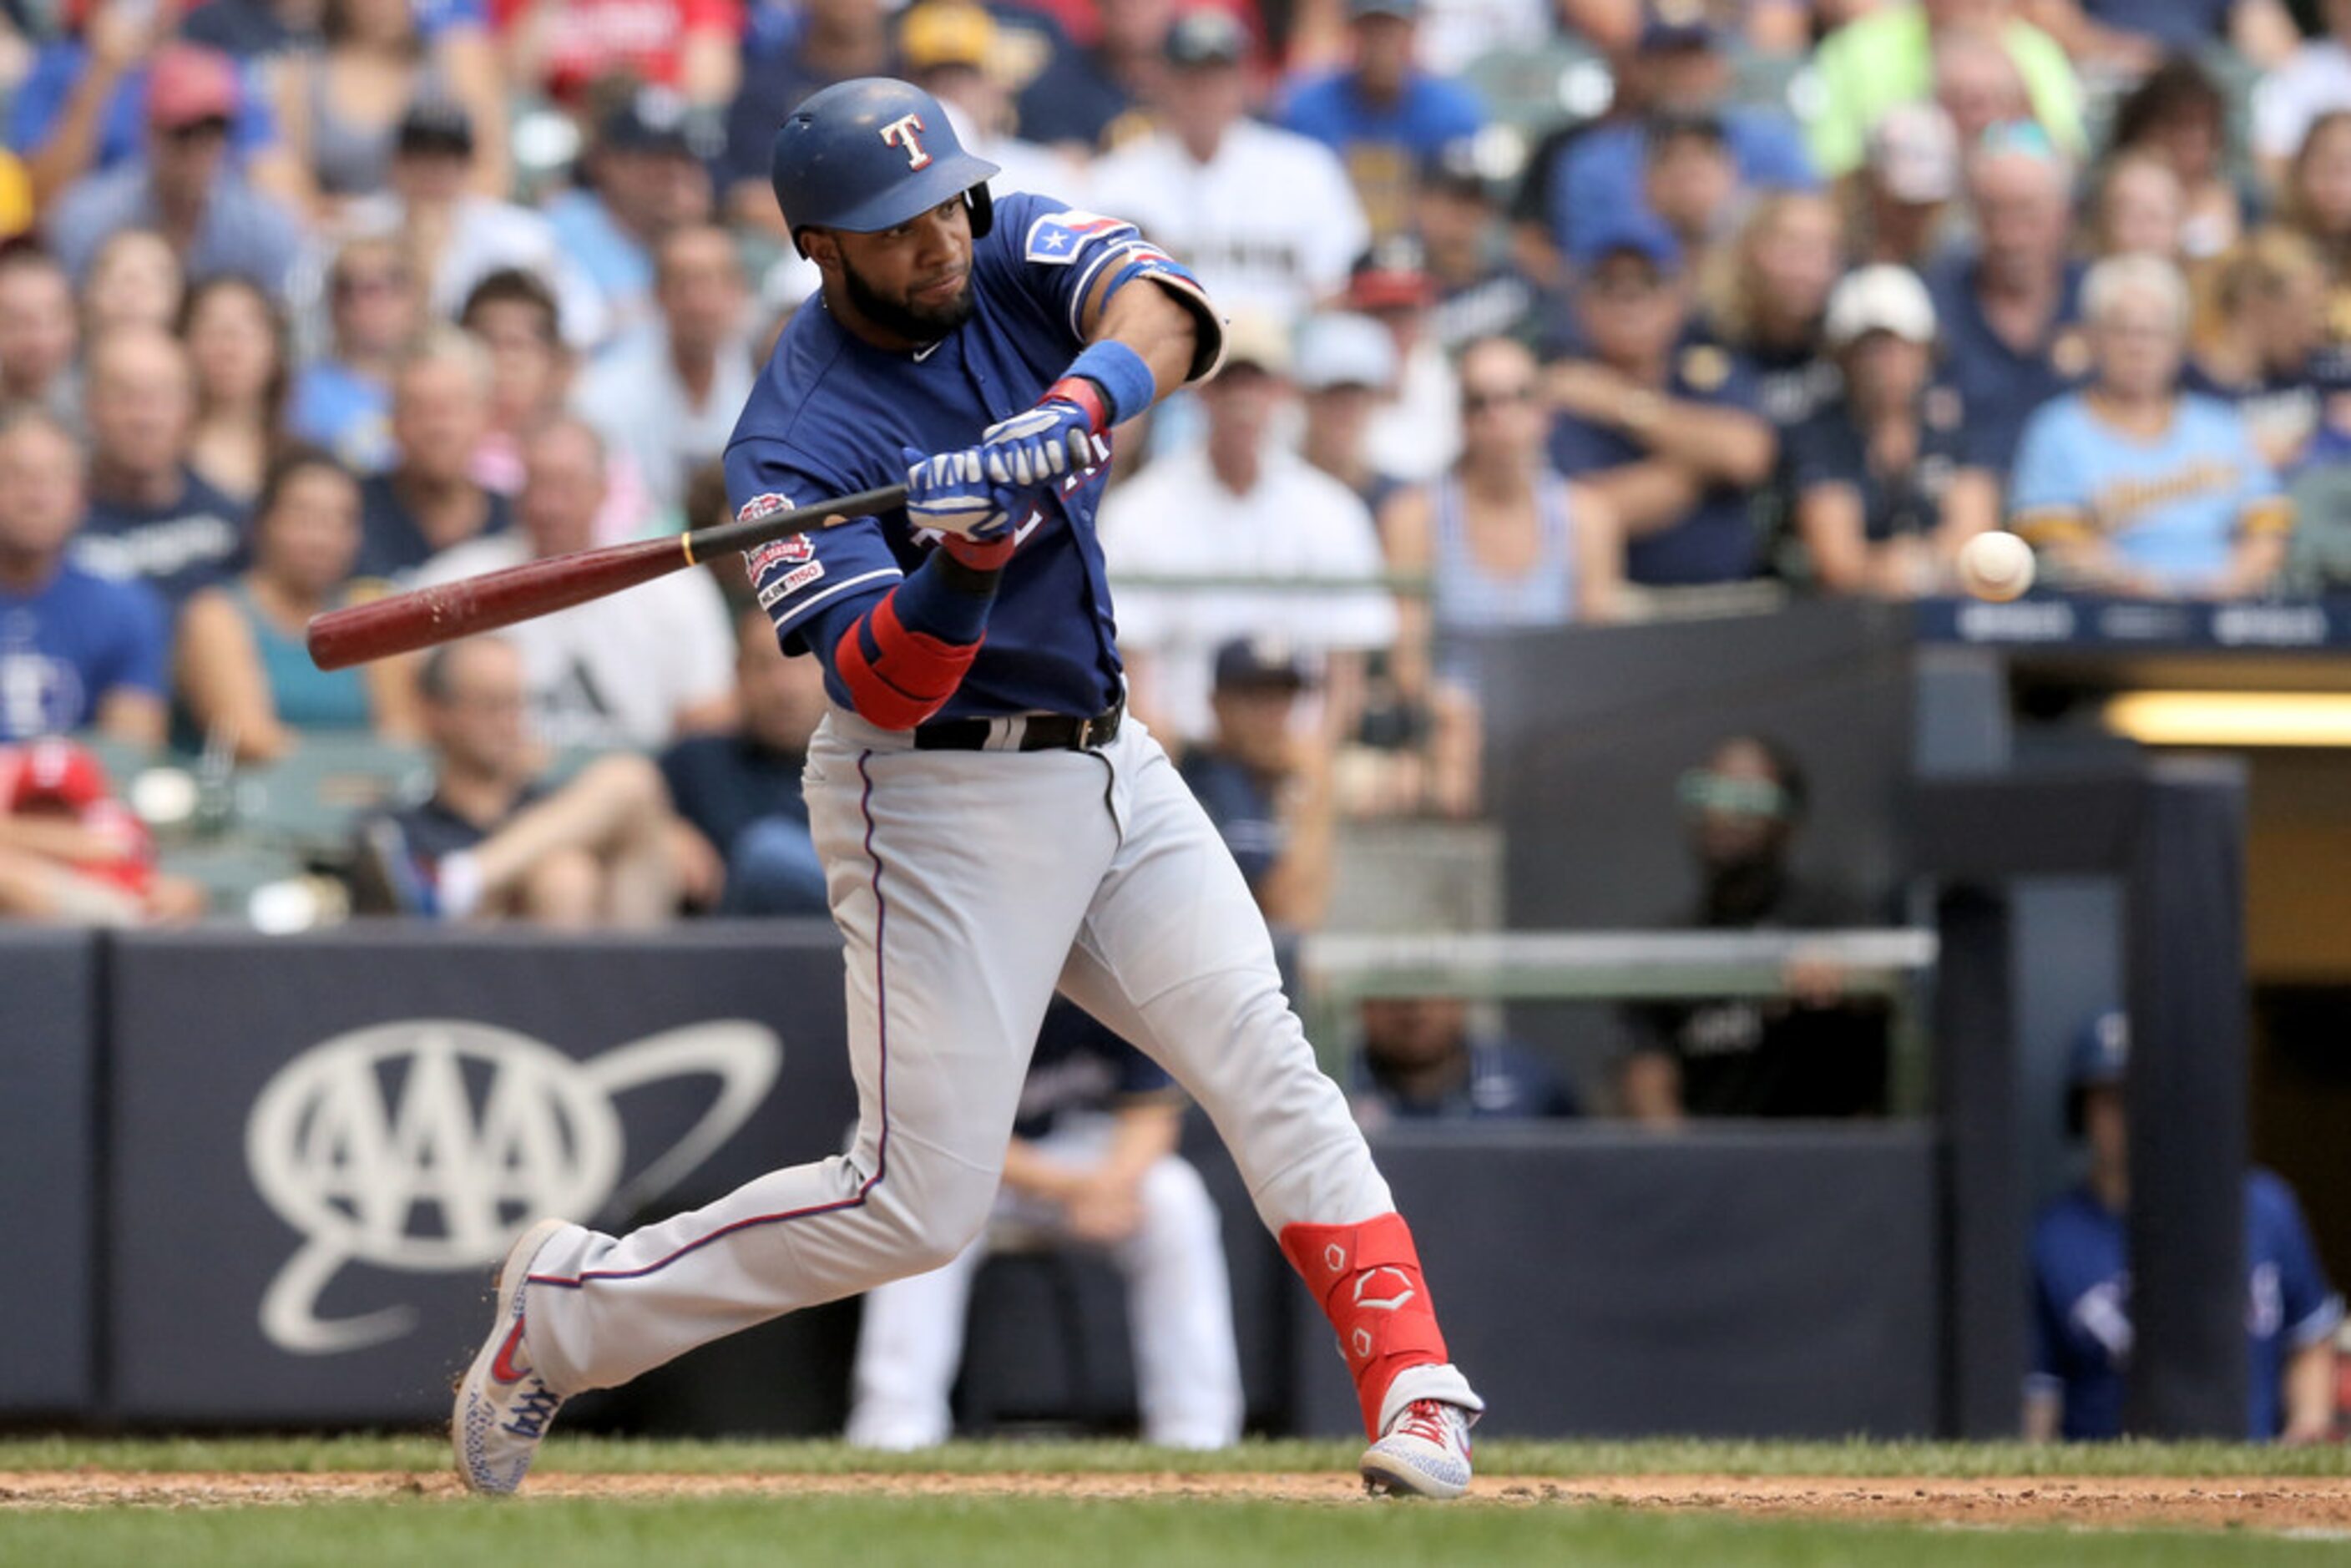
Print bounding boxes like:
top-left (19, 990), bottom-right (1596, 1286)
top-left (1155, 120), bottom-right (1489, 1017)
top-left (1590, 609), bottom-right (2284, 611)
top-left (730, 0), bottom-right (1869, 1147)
top-left (978, 401), bottom-right (1111, 493)
top-left (902, 444), bottom-right (1016, 542)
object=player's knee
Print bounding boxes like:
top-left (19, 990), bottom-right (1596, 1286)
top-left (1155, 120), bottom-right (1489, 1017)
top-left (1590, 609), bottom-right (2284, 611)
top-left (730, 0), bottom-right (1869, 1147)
top-left (874, 1184), bottom-right (994, 1275)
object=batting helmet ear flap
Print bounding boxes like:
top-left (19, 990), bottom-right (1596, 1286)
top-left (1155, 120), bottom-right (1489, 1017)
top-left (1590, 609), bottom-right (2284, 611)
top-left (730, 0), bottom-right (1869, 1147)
top-left (967, 182), bottom-right (993, 240)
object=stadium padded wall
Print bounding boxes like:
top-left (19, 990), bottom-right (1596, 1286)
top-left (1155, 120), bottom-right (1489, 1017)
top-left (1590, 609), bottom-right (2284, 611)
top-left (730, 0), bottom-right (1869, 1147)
top-left (1292, 1125), bottom-right (1941, 1439)
top-left (0, 930), bottom-right (97, 1415)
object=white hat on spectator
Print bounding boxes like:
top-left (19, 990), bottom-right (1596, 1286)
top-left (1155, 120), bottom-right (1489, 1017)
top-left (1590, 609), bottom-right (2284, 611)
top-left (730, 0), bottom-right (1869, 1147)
top-left (1824, 265), bottom-right (1938, 350)
top-left (1866, 102), bottom-right (1959, 206)
top-left (1294, 312), bottom-right (1397, 392)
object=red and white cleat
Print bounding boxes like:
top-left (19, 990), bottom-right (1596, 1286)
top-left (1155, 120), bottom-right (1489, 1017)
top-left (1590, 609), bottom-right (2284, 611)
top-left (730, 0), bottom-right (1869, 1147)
top-left (1360, 1399), bottom-right (1475, 1499)
top-left (452, 1217), bottom-right (573, 1496)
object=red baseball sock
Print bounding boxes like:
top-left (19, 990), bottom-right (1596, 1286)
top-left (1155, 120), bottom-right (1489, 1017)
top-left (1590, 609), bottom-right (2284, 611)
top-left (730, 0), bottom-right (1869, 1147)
top-left (1279, 1213), bottom-right (1450, 1439)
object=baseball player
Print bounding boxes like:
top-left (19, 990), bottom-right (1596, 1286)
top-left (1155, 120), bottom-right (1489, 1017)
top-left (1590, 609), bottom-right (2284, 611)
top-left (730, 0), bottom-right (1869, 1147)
top-left (454, 77), bottom-right (1483, 1498)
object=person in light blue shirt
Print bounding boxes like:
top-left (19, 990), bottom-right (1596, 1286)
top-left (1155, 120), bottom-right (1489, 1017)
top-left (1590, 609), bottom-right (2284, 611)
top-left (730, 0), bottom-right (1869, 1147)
top-left (1278, 0), bottom-right (1485, 244)
top-left (2009, 254), bottom-right (2291, 597)
top-left (2027, 1011), bottom-right (2342, 1444)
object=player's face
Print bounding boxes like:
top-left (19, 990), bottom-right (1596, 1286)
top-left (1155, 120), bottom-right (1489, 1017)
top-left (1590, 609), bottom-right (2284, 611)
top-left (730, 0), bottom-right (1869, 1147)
top-left (826, 199), bottom-right (976, 346)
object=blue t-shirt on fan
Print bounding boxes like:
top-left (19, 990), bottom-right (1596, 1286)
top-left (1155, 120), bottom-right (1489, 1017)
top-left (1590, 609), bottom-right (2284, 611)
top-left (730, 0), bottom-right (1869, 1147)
top-left (0, 562), bottom-right (169, 741)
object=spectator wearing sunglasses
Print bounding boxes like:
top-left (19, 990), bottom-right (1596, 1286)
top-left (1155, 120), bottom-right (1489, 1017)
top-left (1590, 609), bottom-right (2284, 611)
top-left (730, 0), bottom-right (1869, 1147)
top-left (290, 235), bottom-right (422, 473)
top-left (1618, 733), bottom-right (1892, 1126)
top-left (47, 44), bottom-right (305, 293)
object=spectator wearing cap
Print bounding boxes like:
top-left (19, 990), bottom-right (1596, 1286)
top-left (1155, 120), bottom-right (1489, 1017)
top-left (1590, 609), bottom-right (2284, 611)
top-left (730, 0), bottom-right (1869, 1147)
top-left (1545, 214), bottom-right (1777, 587)
top-left (0, 245), bottom-right (83, 429)
top-left (355, 328), bottom-right (513, 581)
top-left (1924, 126), bottom-right (2086, 478)
top-left (1805, 0), bottom-right (2084, 180)
top-left (0, 738), bottom-right (204, 924)
top-left (1296, 311), bottom-right (1405, 514)
top-left (504, 0), bottom-right (741, 111)
top-left (12, 13), bottom-right (295, 208)
top-left (411, 416), bottom-right (735, 750)
top-left (331, 97), bottom-right (609, 351)
top-left (1701, 192), bottom-right (1844, 443)
top-left (1090, 10), bottom-right (1368, 326)
top-left (1418, 139), bottom-right (1553, 352)
top-left (2008, 254), bottom-right (2291, 599)
top-left (2107, 58), bottom-right (2245, 265)
top-left (1384, 336), bottom-right (1620, 814)
top-left (0, 407), bottom-right (167, 747)
top-left (898, 1), bottom-right (1091, 201)
top-left (289, 235), bottom-right (421, 473)
top-left (545, 87), bottom-right (720, 350)
top-left (2189, 228), bottom-right (2333, 474)
top-left (2028, 1010), bottom-right (2340, 1444)
top-left (75, 326), bottom-right (252, 610)
top-left (1546, 8), bottom-right (1816, 272)
top-left (1788, 266), bottom-right (1999, 596)
top-left (2257, 0), bottom-right (2351, 182)
top-left (1350, 995), bottom-right (1580, 1130)
top-left (1854, 102), bottom-right (1961, 270)
top-left (1349, 244), bottom-right (1459, 483)
top-left (1276, 0), bottom-right (1486, 245)
top-left (1176, 636), bottom-right (1338, 932)
top-left (1098, 315), bottom-right (1398, 748)
top-left (2025, 0), bottom-right (2294, 78)
top-left (47, 45), bottom-right (306, 293)
top-left (574, 225), bottom-right (753, 523)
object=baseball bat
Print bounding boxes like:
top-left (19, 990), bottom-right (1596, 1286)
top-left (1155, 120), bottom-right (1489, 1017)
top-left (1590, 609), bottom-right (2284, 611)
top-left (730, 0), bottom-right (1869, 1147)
top-left (305, 483), bottom-right (910, 671)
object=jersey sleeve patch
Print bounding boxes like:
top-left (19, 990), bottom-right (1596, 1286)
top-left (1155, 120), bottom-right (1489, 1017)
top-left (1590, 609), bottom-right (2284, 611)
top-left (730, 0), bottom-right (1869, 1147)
top-left (1026, 209), bottom-right (1136, 266)
top-left (746, 534), bottom-right (815, 576)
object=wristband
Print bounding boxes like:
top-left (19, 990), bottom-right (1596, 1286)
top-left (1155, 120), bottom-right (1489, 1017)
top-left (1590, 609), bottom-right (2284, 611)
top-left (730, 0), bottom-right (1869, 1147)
top-left (1063, 340), bottom-right (1157, 427)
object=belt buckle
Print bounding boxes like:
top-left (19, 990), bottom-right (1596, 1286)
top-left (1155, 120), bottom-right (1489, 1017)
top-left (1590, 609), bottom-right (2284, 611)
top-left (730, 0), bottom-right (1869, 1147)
top-left (1074, 713), bottom-right (1100, 750)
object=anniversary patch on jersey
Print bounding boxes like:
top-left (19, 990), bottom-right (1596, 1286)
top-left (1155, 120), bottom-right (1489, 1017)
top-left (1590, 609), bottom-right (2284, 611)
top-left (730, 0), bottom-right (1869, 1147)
top-left (745, 534), bottom-right (815, 577)
top-left (1026, 210), bottom-right (1130, 266)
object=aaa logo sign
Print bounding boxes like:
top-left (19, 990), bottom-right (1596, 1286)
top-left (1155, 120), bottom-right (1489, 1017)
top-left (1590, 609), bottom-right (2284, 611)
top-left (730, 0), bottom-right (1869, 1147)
top-left (245, 1019), bottom-right (780, 1355)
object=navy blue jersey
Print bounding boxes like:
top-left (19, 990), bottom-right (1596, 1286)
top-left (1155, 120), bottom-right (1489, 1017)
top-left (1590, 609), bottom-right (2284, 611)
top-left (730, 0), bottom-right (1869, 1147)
top-left (2030, 1171), bottom-right (2343, 1441)
top-left (725, 192), bottom-right (1150, 721)
top-left (1014, 997), bottom-right (1178, 1141)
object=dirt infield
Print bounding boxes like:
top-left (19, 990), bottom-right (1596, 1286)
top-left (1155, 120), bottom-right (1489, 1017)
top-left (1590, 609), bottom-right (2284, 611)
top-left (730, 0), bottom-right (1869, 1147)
top-left (3, 1469), bottom-right (2348, 1530)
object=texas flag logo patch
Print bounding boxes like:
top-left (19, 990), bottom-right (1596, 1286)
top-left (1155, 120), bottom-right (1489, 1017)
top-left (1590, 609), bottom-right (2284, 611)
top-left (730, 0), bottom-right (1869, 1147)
top-left (1025, 210), bottom-right (1130, 266)
top-left (746, 535), bottom-right (814, 577)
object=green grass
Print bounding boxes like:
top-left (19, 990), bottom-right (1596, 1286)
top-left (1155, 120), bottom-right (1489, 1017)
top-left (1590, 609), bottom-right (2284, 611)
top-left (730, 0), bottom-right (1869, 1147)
top-left (0, 1432), bottom-right (2345, 1479)
top-left (0, 1495), bottom-right (2345, 1568)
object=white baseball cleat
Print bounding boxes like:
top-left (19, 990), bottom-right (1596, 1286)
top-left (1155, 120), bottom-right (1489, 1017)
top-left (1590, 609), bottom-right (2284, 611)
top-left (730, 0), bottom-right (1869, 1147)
top-left (453, 1216), bottom-right (573, 1496)
top-left (1360, 1399), bottom-right (1476, 1500)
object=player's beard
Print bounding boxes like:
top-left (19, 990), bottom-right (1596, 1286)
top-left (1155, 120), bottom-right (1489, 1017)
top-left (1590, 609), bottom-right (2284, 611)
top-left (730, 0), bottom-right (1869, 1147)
top-left (841, 256), bottom-right (975, 346)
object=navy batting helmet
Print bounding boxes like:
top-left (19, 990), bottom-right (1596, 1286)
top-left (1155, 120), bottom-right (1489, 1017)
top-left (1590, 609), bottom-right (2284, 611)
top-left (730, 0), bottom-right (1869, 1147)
top-left (769, 78), bottom-right (999, 256)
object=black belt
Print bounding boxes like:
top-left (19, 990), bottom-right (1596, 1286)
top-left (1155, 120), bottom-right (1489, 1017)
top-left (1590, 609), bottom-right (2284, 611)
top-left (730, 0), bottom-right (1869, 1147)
top-left (913, 695), bottom-right (1124, 753)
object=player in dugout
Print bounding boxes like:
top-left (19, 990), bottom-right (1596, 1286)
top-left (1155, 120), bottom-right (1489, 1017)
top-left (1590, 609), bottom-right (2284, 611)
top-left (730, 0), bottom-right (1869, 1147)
top-left (2027, 1010), bottom-right (2342, 1444)
top-left (453, 77), bottom-right (1484, 1500)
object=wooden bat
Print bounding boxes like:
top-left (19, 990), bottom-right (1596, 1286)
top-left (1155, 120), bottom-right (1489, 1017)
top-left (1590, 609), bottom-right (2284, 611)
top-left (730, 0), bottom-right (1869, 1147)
top-left (305, 484), bottom-right (910, 671)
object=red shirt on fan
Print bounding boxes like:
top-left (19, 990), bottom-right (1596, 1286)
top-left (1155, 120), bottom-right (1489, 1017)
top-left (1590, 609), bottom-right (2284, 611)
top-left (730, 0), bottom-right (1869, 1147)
top-left (491, 0), bottom-right (741, 100)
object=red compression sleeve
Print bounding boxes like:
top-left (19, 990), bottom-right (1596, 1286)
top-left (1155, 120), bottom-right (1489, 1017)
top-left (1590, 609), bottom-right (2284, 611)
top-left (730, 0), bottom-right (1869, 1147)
top-left (832, 590), bottom-right (982, 730)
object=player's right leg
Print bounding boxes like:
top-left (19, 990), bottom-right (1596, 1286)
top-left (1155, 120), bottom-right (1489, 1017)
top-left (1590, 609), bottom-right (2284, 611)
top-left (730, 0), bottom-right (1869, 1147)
top-left (451, 713), bottom-right (1119, 1493)
top-left (1056, 726), bottom-right (1480, 1496)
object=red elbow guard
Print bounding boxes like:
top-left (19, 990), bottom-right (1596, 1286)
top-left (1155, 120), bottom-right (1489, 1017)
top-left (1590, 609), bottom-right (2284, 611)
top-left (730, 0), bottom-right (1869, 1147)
top-left (833, 591), bottom-right (980, 730)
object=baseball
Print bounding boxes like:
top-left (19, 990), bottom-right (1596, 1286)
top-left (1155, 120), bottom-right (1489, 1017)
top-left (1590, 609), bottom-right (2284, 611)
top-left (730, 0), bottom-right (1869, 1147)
top-left (1958, 530), bottom-right (2036, 602)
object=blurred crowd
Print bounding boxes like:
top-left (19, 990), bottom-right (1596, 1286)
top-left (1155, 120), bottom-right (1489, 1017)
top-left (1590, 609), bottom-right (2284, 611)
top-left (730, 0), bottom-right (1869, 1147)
top-left (6, 0), bottom-right (2351, 925)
